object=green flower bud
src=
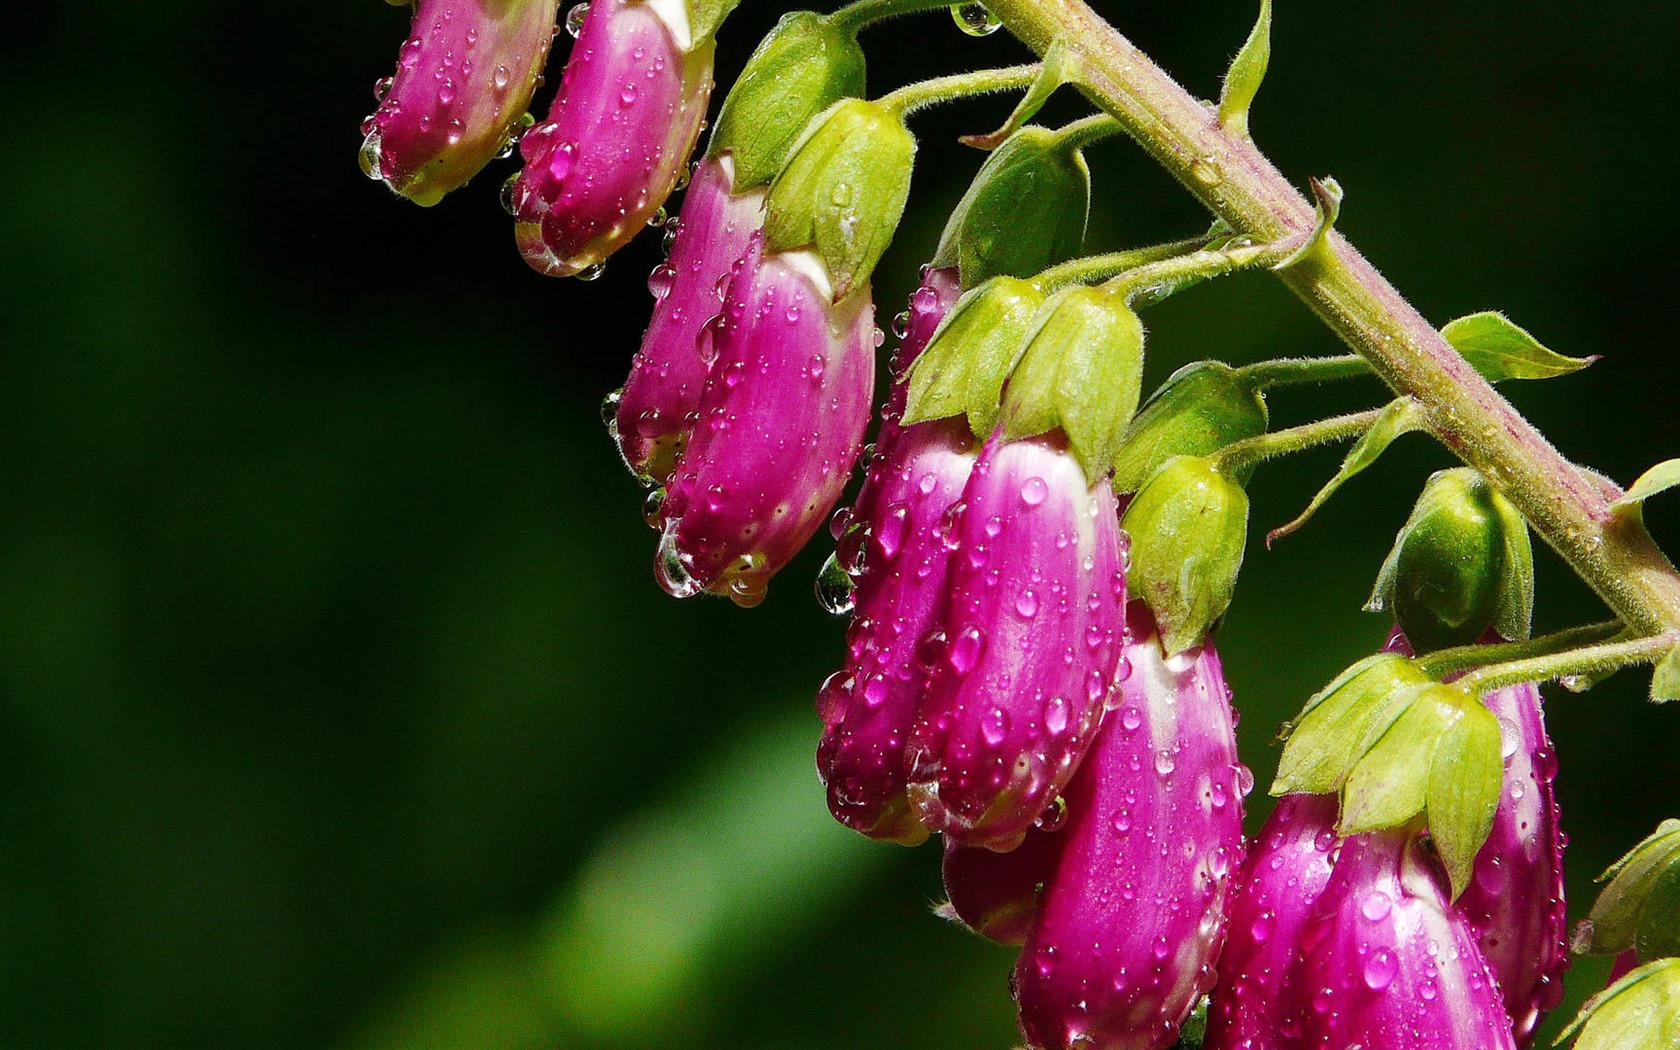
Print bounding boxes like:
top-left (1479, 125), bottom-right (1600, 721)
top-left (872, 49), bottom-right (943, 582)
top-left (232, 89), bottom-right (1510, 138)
top-left (1120, 455), bottom-right (1249, 654)
top-left (1110, 361), bottom-right (1269, 494)
top-left (1272, 652), bottom-right (1432, 796)
top-left (1581, 819), bottom-right (1680, 961)
top-left (902, 276), bottom-right (1045, 437)
top-left (1368, 468), bottom-right (1534, 653)
top-left (930, 126), bottom-right (1090, 287)
top-left (1001, 286), bottom-right (1145, 478)
top-left (708, 12), bottom-right (867, 190)
top-left (1558, 958), bottom-right (1680, 1050)
top-left (764, 99), bottom-right (914, 301)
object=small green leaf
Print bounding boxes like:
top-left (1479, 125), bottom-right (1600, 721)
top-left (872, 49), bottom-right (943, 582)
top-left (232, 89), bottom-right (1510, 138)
top-left (1612, 459), bottom-right (1680, 513)
top-left (958, 40), bottom-right (1080, 150)
top-left (1275, 177), bottom-right (1342, 272)
top-left (1584, 820), bottom-right (1680, 955)
top-left (1217, 0), bottom-right (1271, 139)
top-left (687, 0), bottom-right (741, 47)
top-left (1440, 312), bottom-right (1595, 383)
top-left (1426, 699), bottom-right (1504, 899)
top-left (902, 277), bottom-right (1044, 434)
top-left (1272, 654), bottom-right (1428, 796)
top-left (1340, 686), bottom-right (1458, 835)
top-left (1652, 644), bottom-right (1680, 703)
top-left (1268, 397), bottom-right (1421, 546)
top-left (1555, 958), bottom-right (1680, 1050)
top-left (1491, 490), bottom-right (1535, 643)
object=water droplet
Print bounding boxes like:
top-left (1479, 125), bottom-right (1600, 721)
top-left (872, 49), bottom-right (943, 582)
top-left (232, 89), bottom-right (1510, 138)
top-left (565, 2), bottom-right (589, 37)
top-left (492, 64), bottom-right (511, 92)
top-left (575, 262), bottom-right (606, 281)
top-left (1210, 781), bottom-right (1231, 809)
top-left (1362, 948), bottom-right (1398, 991)
top-left (498, 172), bottom-right (523, 215)
top-left (437, 78), bottom-right (456, 106)
top-left (1191, 155), bottom-right (1224, 186)
top-left (647, 206), bottom-right (667, 228)
top-left (1361, 890), bottom-right (1392, 922)
top-left (949, 1), bottom-right (1002, 35)
top-left (647, 264), bottom-right (676, 299)
top-left (830, 182), bottom-right (853, 207)
top-left (949, 625), bottom-right (985, 674)
top-left (640, 487), bottom-right (665, 527)
top-left (1035, 795), bottom-right (1068, 831)
top-left (620, 82), bottom-right (638, 106)
top-left (891, 310), bottom-right (910, 339)
top-left (1155, 750), bottom-right (1176, 776)
top-left (1121, 707), bottom-right (1142, 732)
top-left (1250, 909), bottom-right (1276, 943)
top-left (1234, 763), bottom-right (1255, 798)
top-left (358, 129), bottom-right (386, 180)
top-left (654, 520), bottom-right (701, 598)
top-left (1045, 696), bottom-right (1069, 734)
top-left (373, 75), bottom-right (394, 101)
top-left (815, 553), bottom-right (856, 615)
top-left (982, 708), bottom-right (1010, 746)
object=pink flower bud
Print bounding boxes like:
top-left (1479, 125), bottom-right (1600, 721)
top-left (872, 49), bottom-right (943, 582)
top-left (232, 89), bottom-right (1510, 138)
top-left (1203, 793), bottom-right (1342, 1050)
top-left (361, 0), bottom-right (560, 206)
top-left (1013, 608), bottom-right (1245, 1050)
top-left (654, 234), bottom-right (874, 606)
top-left (1286, 828), bottom-right (1518, 1050)
top-left (906, 432), bottom-right (1127, 851)
top-left (941, 828), bottom-right (1059, 946)
top-left (511, 0), bottom-right (714, 277)
top-left (612, 154), bottom-right (766, 482)
top-left (1453, 680), bottom-right (1567, 1046)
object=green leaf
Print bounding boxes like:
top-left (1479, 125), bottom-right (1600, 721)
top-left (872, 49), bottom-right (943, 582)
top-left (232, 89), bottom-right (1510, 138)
top-left (902, 277), bottom-right (1044, 435)
top-left (1217, 0), bottom-right (1271, 139)
top-left (1491, 490), bottom-right (1535, 643)
top-left (1275, 177), bottom-right (1342, 272)
top-left (1652, 644), bottom-right (1680, 703)
top-left (1339, 686), bottom-right (1458, 835)
top-left (1439, 311), bottom-right (1594, 383)
top-left (1584, 820), bottom-right (1680, 955)
top-left (687, 0), bottom-right (741, 48)
top-left (1272, 654), bottom-right (1427, 796)
top-left (1268, 397), bottom-right (1422, 546)
top-left (958, 40), bottom-right (1080, 150)
top-left (1612, 459), bottom-right (1680, 513)
top-left (1556, 958), bottom-right (1680, 1050)
top-left (1426, 700), bottom-right (1503, 899)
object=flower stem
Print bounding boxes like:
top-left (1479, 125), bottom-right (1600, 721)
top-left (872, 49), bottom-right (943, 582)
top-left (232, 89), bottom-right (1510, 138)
top-left (1417, 620), bottom-right (1628, 680)
top-left (1233, 354), bottom-right (1370, 390)
top-left (1104, 236), bottom-right (1297, 307)
top-left (983, 0), bottom-right (1680, 634)
top-left (1210, 407), bottom-right (1383, 476)
top-left (826, 0), bottom-right (956, 36)
top-left (1033, 234), bottom-right (1219, 293)
top-left (1453, 631), bottom-right (1679, 697)
top-left (1048, 112), bottom-right (1122, 152)
top-left (877, 64), bottom-right (1042, 118)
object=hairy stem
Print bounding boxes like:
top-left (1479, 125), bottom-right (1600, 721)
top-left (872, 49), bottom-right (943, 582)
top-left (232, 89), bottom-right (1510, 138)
top-left (1213, 407), bottom-right (1383, 476)
top-left (878, 64), bottom-right (1042, 117)
top-left (1234, 354), bottom-right (1370, 389)
top-left (1454, 631), bottom-right (1679, 696)
top-left (1417, 620), bottom-right (1627, 680)
top-left (826, 0), bottom-right (954, 36)
top-left (1034, 234), bottom-right (1220, 293)
top-left (985, 0), bottom-right (1680, 633)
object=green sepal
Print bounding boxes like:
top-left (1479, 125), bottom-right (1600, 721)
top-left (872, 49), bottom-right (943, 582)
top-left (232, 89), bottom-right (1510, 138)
top-left (1001, 286), bottom-right (1146, 479)
top-left (1111, 362), bottom-right (1269, 494)
top-left (1555, 958), bottom-right (1680, 1050)
top-left (708, 13), bottom-right (867, 189)
top-left (1338, 685), bottom-right (1462, 835)
top-left (764, 99), bottom-right (914, 300)
top-left (1217, 0), bottom-right (1271, 139)
top-left (1426, 698), bottom-right (1504, 899)
top-left (1651, 644), bottom-right (1680, 703)
top-left (1612, 459), bottom-right (1680, 516)
top-left (1120, 456), bottom-right (1249, 655)
top-left (1368, 468), bottom-right (1533, 655)
top-left (930, 126), bottom-right (1090, 288)
top-left (902, 277), bottom-right (1046, 437)
top-left (1267, 397), bottom-right (1422, 545)
top-left (1271, 653), bottom-right (1431, 796)
top-left (1440, 311), bottom-right (1596, 383)
top-left (1275, 177), bottom-right (1343, 272)
top-left (1582, 819), bottom-right (1680, 958)
top-left (687, 0), bottom-right (740, 48)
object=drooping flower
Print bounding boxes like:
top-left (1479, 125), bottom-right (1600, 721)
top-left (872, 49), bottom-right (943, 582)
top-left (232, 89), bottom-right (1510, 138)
top-left (511, 0), bottom-right (713, 277)
top-left (360, 0), bottom-right (560, 206)
top-left (1286, 828), bottom-right (1518, 1050)
top-left (1202, 793), bottom-right (1342, 1050)
top-left (940, 823), bottom-right (1059, 946)
top-left (904, 430), bottom-right (1127, 851)
top-left (611, 154), bottom-right (766, 482)
top-left (652, 233), bottom-right (874, 606)
top-left (1011, 604), bottom-right (1245, 1050)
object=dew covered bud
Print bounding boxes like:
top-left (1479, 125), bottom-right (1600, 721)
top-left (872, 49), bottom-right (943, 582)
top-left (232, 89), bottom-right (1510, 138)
top-left (1455, 679), bottom-right (1568, 1046)
top-left (361, 0), bottom-right (560, 206)
top-left (511, 0), bottom-right (714, 277)
top-left (1285, 828), bottom-right (1518, 1050)
top-left (1013, 605), bottom-right (1246, 1050)
top-left (1272, 652), bottom-right (1433, 796)
top-left (1204, 793), bottom-right (1342, 1050)
top-left (1121, 455), bottom-right (1249, 655)
top-left (764, 99), bottom-right (915, 300)
top-left (1368, 468), bottom-right (1534, 655)
top-left (654, 235), bottom-right (873, 606)
top-left (905, 431), bottom-right (1126, 851)
top-left (1578, 818), bottom-right (1680, 962)
top-left (612, 155), bottom-right (766, 482)
top-left (903, 276), bottom-right (1046, 438)
top-left (1111, 362), bottom-right (1269, 494)
top-left (707, 11), bottom-right (866, 191)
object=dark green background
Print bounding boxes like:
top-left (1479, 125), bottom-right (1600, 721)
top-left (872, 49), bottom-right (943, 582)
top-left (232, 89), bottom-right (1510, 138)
top-left (3, 1), bottom-right (1677, 1046)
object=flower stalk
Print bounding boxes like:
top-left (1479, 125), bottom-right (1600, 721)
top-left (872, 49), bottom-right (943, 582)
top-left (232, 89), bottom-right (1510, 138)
top-left (1453, 631), bottom-right (1680, 697)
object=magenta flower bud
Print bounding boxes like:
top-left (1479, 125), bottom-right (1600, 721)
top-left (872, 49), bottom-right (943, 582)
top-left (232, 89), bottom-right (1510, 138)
top-left (905, 431), bottom-right (1127, 851)
top-left (612, 154), bottom-right (766, 482)
top-left (941, 827), bottom-right (1060, 946)
top-left (1453, 680), bottom-right (1567, 1046)
top-left (1203, 793), bottom-right (1342, 1050)
top-left (511, 0), bottom-right (714, 277)
top-left (816, 420), bottom-right (976, 842)
top-left (361, 0), bottom-right (561, 206)
top-left (1013, 608), bottom-right (1245, 1050)
top-left (1289, 829), bottom-right (1518, 1050)
top-left (654, 235), bottom-right (874, 606)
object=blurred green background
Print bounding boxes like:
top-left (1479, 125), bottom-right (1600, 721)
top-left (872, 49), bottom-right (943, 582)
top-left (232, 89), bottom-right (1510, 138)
top-left (3, 0), bottom-right (1678, 1047)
